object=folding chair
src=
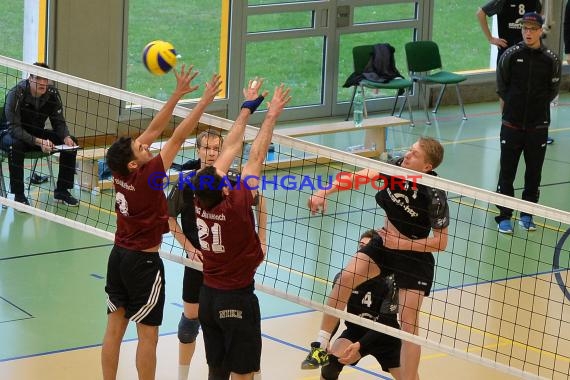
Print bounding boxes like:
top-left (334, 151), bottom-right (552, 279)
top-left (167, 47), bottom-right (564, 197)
top-left (404, 40), bottom-right (467, 124)
top-left (345, 45), bottom-right (414, 126)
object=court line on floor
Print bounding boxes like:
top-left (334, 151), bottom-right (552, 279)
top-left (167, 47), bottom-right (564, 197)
top-left (2, 273), bottom-right (567, 375)
top-left (0, 316), bottom-right (34, 325)
top-left (0, 295), bottom-right (33, 322)
top-left (0, 243), bottom-right (113, 261)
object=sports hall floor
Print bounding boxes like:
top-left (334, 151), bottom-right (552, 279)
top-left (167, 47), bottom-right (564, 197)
top-left (1, 96), bottom-right (569, 379)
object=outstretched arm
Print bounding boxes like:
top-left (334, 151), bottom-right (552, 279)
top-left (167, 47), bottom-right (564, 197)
top-left (138, 65), bottom-right (199, 146)
top-left (307, 168), bottom-right (378, 215)
top-left (160, 73), bottom-right (222, 171)
top-left (241, 84), bottom-right (291, 187)
top-left (214, 78), bottom-right (267, 173)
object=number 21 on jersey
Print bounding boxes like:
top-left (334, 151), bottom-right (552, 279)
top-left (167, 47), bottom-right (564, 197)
top-left (196, 218), bottom-right (225, 253)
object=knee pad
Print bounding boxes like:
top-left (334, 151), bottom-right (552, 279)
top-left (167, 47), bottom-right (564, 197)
top-left (321, 355), bottom-right (343, 380)
top-left (208, 366), bottom-right (231, 380)
top-left (177, 313), bottom-right (200, 344)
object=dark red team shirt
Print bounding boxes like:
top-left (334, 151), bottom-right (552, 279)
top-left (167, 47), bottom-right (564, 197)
top-left (194, 180), bottom-right (263, 290)
top-left (113, 154), bottom-right (169, 250)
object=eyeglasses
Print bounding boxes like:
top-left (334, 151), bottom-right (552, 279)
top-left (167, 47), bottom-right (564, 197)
top-left (30, 76), bottom-right (49, 84)
top-left (522, 26), bottom-right (541, 32)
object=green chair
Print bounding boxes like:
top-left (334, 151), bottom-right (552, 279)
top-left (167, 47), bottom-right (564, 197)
top-left (404, 40), bottom-right (467, 124)
top-left (0, 148), bottom-right (55, 198)
top-left (345, 45), bottom-right (414, 126)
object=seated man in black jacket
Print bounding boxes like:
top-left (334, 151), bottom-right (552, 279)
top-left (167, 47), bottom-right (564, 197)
top-left (0, 62), bottom-right (79, 206)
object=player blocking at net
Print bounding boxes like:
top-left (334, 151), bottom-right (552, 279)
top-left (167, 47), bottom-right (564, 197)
top-left (101, 66), bottom-right (222, 380)
top-left (167, 127), bottom-right (267, 379)
top-left (191, 82), bottom-right (290, 380)
top-left (303, 137), bottom-right (449, 380)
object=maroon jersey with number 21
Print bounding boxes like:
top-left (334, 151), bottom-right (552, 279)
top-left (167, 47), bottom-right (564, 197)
top-left (194, 180), bottom-right (263, 290)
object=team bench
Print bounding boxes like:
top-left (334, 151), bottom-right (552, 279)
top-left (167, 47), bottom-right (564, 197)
top-left (76, 115), bottom-right (410, 191)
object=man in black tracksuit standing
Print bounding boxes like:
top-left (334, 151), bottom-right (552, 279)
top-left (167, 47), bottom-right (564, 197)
top-left (495, 11), bottom-right (560, 234)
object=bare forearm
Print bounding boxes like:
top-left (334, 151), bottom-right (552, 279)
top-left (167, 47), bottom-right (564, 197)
top-left (223, 108), bottom-right (251, 155)
top-left (169, 100), bottom-right (208, 145)
top-left (248, 114), bottom-right (277, 166)
top-left (397, 237), bottom-right (443, 252)
top-left (169, 218), bottom-right (198, 253)
top-left (144, 93), bottom-right (186, 144)
top-left (319, 168), bottom-right (373, 198)
top-left (476, 9), bottom-right (492, 42)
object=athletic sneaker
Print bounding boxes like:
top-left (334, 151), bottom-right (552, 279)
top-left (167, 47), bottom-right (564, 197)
top-left (518, 215), bottom-right (536, 231)
top-left (54, 190), bottom-right (79, 206)
top-left (498, 220), bottom-right (513, 234)
top-left (30, 173), bottom-right (49, 184)
top-left (301, 342), bottom-right (329, 369)
top-left (14, 194), bottom-right (30, 206)
top-left (547, 137), bottom-right (554, 145)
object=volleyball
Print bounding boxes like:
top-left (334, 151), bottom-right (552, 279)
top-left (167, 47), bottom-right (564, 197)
top-left (142, 40), bottom-right (177, 75)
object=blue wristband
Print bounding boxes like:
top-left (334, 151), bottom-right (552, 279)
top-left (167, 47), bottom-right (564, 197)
top-left (241, 95), bottom-right (265, 114)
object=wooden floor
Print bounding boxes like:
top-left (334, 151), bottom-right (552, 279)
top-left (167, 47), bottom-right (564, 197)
top-left (1, 97), bottom-right (570, 379)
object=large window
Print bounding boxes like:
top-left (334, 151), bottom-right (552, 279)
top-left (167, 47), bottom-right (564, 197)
top-left (0, 1), bottom-right (24, 60)
top-left (432, 0), bottom-right (491, 72)
top-left (126, 0), bottom-right (224, 99)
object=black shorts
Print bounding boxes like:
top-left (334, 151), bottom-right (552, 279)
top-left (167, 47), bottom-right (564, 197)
top-left (199, 283), bottom-right (261, 374)
top-left (338, 321), bottom-right (401, 372)
top-left (182, 266), bottom-right (203, 304)
top-left (105, 245), bottom-right (166, 326)
top-left (359, 238), bottom-right (435, 296)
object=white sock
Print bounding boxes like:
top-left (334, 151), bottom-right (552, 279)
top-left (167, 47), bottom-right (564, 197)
top-left (317, 330), bottom-right (331, 349)
top-left (178, 365), bottom-right (190, 380)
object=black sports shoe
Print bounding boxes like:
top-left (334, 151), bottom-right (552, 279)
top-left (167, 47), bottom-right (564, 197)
top-left (301, 342), bottom-right (329, 369)
top-left (30, 173), bottom-right (49, 184)
top-left (54, 190), bottom-right (79, 206)
top-left (14, 194), bottom-right (30, 206)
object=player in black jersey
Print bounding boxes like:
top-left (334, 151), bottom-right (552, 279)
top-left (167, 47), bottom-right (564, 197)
top-left (167, 129), bottom-right (266, 380)
top-left (303, 136), bottom-right (449, 380)
top-left (476, 0), bottom-right (542, 60)
top-left (319, 230), bottom-right (402, 380)
top-left (476, 2), bottom-right (554, 144)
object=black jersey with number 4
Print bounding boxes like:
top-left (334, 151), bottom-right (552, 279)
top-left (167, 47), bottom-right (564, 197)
top-left (375, 157), bottom-right (449, 240)
top-left (340, 273), bottom-right (399, 330)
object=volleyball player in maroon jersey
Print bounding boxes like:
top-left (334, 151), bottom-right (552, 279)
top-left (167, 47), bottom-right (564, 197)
top-left (167, 128), bottom-right (267, 380)
top-left (101, 67), bottom-right (222, 380)
top-left (191, 82), bottom-right (291, 380)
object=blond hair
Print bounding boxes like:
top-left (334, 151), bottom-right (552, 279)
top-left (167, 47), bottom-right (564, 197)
top-left (418, 136), bottom-right (444, 169)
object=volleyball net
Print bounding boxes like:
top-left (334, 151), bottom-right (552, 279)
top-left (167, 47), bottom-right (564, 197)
top-left (0, 56), bottom-right (569, 380)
